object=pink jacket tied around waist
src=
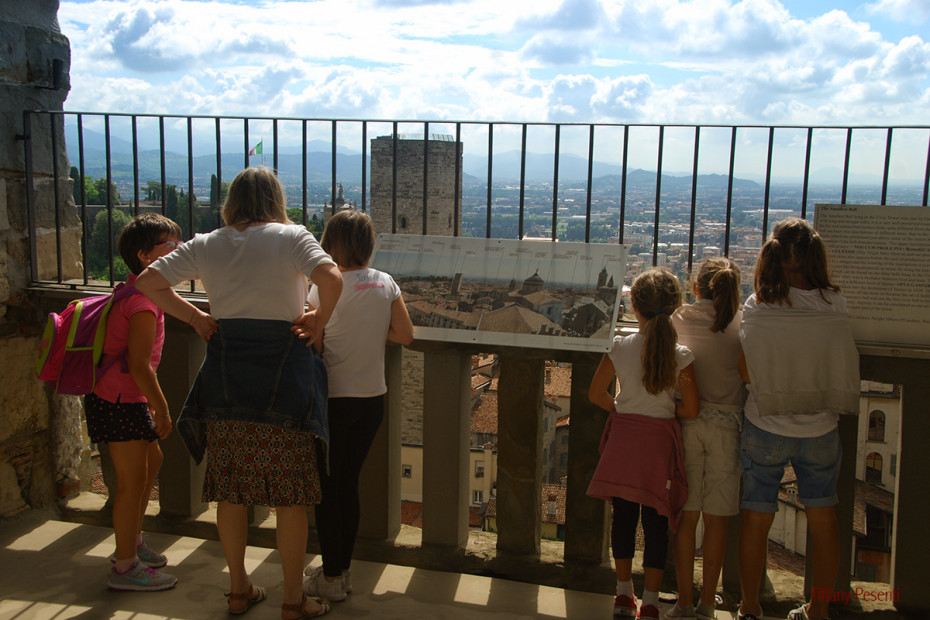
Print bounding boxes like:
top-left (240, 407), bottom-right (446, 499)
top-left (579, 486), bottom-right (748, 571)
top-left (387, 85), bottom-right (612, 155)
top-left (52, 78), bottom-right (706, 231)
top-left (586, 412), bottom-right (689, 532)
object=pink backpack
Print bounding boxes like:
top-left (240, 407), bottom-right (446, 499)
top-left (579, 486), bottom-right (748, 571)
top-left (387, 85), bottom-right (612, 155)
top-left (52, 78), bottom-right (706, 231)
top-left (35, 282), bottom-right (139, 395)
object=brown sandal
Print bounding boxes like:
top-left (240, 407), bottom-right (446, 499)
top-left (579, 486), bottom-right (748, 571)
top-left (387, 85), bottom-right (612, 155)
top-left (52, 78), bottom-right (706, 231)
top-left (226, 584), bottom-right (266, 615)
top-left (281, 594), bottom-right (330, 619)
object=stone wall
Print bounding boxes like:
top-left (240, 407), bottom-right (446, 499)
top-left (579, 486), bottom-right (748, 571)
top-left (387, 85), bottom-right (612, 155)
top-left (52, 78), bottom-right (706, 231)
top-left (0, 0), bottom-right (84, 517)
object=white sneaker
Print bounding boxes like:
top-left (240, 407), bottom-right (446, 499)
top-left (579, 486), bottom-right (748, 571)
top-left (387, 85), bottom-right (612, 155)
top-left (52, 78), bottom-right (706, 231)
top-left (666, 603), bottom-right (697, 620)
top-left (342, 568), bottom-right (352, 594)
top-left (302, 565), bottom-right (346, 601)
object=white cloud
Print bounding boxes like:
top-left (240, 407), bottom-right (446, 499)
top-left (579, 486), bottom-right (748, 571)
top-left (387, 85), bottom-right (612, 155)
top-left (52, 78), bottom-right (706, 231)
top-left (865, 0), bottom-right (930, 23)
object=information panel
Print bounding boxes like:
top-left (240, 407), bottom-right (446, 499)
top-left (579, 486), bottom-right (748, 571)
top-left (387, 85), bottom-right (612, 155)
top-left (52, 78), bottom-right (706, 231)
top-left (370, 235), bottom-right (631, 352)
top-left (814, 203), bottom-right (930, 348)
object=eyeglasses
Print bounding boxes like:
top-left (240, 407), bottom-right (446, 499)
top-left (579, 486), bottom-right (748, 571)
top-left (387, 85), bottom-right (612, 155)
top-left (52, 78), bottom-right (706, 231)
top-left (154, 240), bottom-right (182, 250)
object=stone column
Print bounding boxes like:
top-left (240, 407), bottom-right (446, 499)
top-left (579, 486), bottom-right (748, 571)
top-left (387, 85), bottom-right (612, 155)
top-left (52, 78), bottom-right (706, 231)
top-left (358, 342), bottom-right (403, 539)
top-left (860, 353), bottom-right (930, 616)
top-left (563, 356), bottom-right (610, 568)
top-left (421, 349), bottom-right (471, 548)
top-left (496, 355), bottom-right (544, 557)
top-left (155, 315), bottom-right (207, 518)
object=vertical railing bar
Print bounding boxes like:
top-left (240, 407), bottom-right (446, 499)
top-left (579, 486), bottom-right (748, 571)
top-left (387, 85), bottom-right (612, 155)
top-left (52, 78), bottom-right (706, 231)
top-left (923, 130), bottom-right (930, 207)
top-left (22, 112), bottom-right (39, 282)
top-left (131, 115), bottom-right (139, 216)
top-left (244, 118), bottom-right (250, 172)
top-left (881, 128), bottom-right (892, 205)
top-left (454, 122), bottom-right (461, 236)
top-left (273, 118), bottom-right (279, 175)
top-left (486, 124), bottom-right (493, 239)
top-left (724, 127), bottom-right (737, 255)
top-left (302, 120), bottom-right (308, 225)
top-left (841, 127), bottom-right (852, 204)
top-left (215, 118), bottom-right (223, 230)
top-left (105, 114), bottom-right (114, 285)
top-left (687, 127), bottom-right (700, 275)
top-left (77, 114), bottom-right (88, 284)
top-left (362, 121), bottom-right (368, 214)
top-left (519, 124), bottom-right (527, 239)
top-left (51, 112), bottom-right (62, 282)
top-left (552, 125), bottom-right (560, 241)
top-left (186, 116), bottom-right (194, 241)
top-left (801, 127), bottom-right (813, 219)
top-left (331, 120), bottom-right (337, 213)
top-left (422, 121), bottom-right (429, 235)
top-left (391, 122), bottom-right (398, 234)
top-left (652, 126), bottom-right (664, 267)
top-left (762, 127), bottom-right (774, 237)
top-left (619, 125), bottom-right (628, 245)
top-left (585, 124), bottom-right (594, 244)
top-left (159, 116), bottom-right (167, 216)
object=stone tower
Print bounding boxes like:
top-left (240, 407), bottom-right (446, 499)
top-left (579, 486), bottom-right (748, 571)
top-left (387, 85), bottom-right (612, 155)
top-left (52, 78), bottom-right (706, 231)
top-left (370, 134), bottom-right (463, 445)
top-left (369, 134), bottom-right (462, 237)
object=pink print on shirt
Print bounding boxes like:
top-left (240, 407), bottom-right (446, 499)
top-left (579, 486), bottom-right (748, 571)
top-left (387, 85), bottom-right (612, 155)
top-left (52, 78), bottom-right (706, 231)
top-left (355, 282), bottom-right (385, 291)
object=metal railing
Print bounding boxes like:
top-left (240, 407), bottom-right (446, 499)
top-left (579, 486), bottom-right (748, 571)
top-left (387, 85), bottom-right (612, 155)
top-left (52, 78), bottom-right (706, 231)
top-left (22, 110), bottom-right (930, 289)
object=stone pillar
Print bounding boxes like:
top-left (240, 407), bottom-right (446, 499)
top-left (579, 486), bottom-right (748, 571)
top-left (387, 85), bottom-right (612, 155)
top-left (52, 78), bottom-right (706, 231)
top-left (421, 349), bottom-right (471, 548)
top-left (860, 354), bottom-right (930, 617)
top-left (496, 355), bottom-right (544, 557)
top-left (155, 316), bottom-right (207, 518)
top-left (358, 342), bottom-right (403, 539)
top-left (563, 356), bottom-right (610, 567)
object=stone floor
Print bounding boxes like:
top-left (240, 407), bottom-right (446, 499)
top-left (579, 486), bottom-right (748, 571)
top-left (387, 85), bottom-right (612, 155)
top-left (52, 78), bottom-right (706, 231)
top-left (0, 506), bottom-right (905, 620)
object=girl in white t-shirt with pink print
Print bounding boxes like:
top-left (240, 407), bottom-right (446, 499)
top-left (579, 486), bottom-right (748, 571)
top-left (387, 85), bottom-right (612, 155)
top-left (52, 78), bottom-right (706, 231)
top-left (303, 210), bottom-right (414, 603)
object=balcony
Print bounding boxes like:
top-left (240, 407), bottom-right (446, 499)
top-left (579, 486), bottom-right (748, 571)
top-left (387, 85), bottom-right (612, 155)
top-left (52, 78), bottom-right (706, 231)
top-left (13, 110), bottom-right (930, 620)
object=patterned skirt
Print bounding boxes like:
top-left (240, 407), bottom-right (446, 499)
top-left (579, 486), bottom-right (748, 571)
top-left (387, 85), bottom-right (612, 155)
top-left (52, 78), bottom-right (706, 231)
top-left (202, 420), bottom-right (322, 506)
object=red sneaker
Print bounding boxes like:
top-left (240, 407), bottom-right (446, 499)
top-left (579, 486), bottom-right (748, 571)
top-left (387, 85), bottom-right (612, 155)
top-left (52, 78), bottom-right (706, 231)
top-left (614, 594), bottom-right (637, 617)
top-left (637, 603), bottom-right (660, 619)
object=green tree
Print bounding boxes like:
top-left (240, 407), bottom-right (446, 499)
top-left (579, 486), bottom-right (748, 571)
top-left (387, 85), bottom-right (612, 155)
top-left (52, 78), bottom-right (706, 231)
top-left (87, 209), bottom-right (131, 281)
top-left (70, 166), bottom-right (101, 205)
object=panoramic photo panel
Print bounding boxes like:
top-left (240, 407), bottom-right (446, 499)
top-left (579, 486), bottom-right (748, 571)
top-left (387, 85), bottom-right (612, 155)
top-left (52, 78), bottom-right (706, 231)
top-left (371, 235), bottom-right (631, 352)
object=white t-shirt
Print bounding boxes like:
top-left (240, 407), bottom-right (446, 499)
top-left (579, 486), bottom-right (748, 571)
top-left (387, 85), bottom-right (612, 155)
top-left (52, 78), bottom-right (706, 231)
top-left (150, 223), bottom-right (334, 322)
top-left (672, 300), bottom-right (746, 411)
top-left (309, 268), bottom-right (401, 398)
top-left (742, 287), bottom-right (847, 437)
top-left (608, 333), bottom-right (694, 419)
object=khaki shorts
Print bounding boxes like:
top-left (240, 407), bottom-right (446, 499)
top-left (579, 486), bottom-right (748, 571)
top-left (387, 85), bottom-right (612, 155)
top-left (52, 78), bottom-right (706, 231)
top-left (680, 408), bottom-right (741, 516)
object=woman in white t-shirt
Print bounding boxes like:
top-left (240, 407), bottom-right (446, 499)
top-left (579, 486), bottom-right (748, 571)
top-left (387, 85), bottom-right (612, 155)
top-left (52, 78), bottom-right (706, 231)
top-left (302, 210), bottom-right (414, 603)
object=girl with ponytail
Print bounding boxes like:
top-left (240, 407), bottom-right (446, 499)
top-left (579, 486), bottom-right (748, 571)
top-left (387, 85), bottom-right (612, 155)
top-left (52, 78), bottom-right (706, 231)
top-left (669, 258), bottom-right (747, 620)
top-left (587, 268), bottom-right (700, 620)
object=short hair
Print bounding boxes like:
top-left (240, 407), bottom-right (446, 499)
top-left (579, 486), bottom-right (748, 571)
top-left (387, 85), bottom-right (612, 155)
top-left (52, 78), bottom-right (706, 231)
top-left (221, 167), bottom-right (290, 226)
top-left (320, 210), bottom-right (376, 268)
top-left (117, 213), bottom-right (182, 275)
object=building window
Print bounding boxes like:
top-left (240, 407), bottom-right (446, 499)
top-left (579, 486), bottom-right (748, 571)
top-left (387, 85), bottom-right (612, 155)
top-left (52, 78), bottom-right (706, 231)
top-left (865, 452), bottom-right (883, 484)
top-left (402, 464), bottom-right (412, 478)
top-left (475, 460), bottom-right (484, 478)
top-left (868, 410), bottom-right (886, 442)
top-left (891, 453), bottom-right (897, 477)
top-left (472, 490), bottom-right (483, 504)
top-left (399, 215), bottom-right (408, 230)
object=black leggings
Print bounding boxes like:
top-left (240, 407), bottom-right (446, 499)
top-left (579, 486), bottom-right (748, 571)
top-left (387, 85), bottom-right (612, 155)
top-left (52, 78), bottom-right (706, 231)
top-left (611, 497), bottom-right (669, 570)
top-left (314, 396), bottom-right (384, 577)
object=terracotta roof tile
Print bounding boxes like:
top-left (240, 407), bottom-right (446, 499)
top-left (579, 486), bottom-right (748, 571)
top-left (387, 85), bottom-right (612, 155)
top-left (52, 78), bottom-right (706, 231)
top-left (471, 391), bottom-right (499, 435)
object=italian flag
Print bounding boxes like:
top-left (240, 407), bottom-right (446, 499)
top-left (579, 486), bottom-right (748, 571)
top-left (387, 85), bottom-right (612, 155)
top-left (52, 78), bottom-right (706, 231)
top-left (249, 140), bottom-right (263, 156)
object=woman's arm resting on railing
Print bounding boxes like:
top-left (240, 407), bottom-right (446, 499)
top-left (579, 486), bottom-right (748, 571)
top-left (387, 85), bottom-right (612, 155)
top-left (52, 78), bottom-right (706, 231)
top-left (136, 267), bottom-right (218, 342)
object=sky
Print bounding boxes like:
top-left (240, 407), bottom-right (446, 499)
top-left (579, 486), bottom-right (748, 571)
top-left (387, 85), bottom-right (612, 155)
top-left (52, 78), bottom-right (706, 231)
top-left (56, 0), bottom-right (930, 180)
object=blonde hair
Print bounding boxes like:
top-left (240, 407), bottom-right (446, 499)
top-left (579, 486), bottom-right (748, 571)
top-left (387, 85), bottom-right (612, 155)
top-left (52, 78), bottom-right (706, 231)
top-left (321, 210), bottom-right (376, 268)
top-left (754, 217), bottom-right (838, 305)
top-left (221, 167), bottom-right (290, 226)
top-left (631, 268), bottom-right (682, 395)
top-left (695, 257), bottom-right (741, 333)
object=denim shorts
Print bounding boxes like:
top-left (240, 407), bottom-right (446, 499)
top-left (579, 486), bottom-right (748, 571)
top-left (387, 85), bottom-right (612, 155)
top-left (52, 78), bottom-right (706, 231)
top-left (740, 418), bottom-right (841, 513)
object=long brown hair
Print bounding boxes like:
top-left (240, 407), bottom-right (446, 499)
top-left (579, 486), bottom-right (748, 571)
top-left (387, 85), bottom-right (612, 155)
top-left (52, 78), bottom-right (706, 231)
top-left (631, 268), bottom-right (682, 395)
top-left (754, 217), bottom-right (838, 305)
top-left (221, 167), bottom-right (290, 226)
top-left (695, 257), bottom-right (741, 332)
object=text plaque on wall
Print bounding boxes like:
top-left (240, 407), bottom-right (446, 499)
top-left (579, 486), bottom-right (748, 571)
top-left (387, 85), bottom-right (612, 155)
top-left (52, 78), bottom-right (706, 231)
top-left (814, 203), bottom-right (930, 349)
top-left (371, 235), bottom-right (631, 352)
